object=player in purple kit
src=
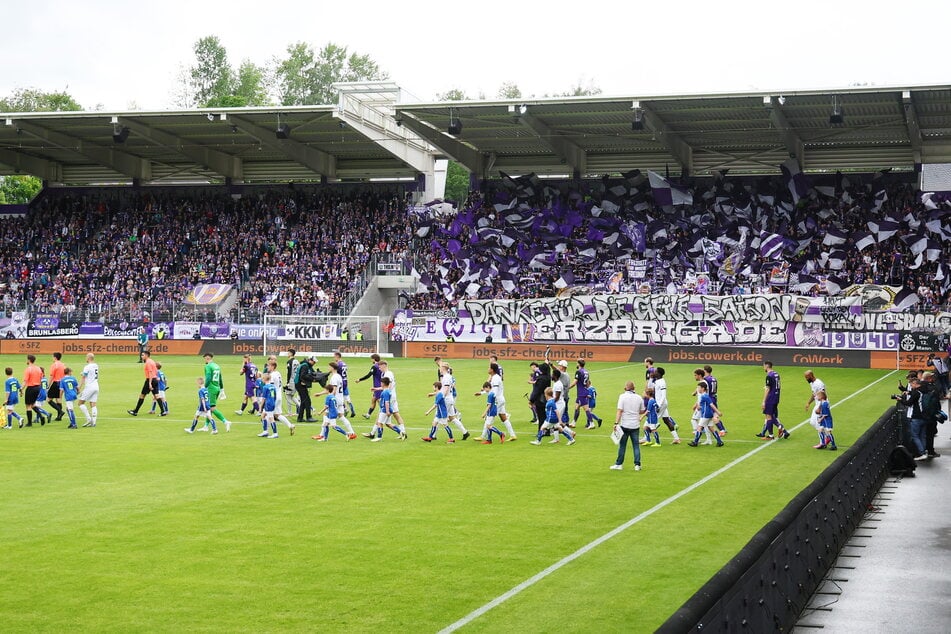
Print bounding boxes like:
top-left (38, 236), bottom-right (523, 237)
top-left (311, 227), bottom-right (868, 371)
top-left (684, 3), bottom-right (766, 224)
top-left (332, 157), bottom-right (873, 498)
top-left (356, 353), bottom-right (384, 418)
top-left (570, 359), bottom-right (602, 430)
top-left (756, 361), bottom-right (789, 440)
top-left (702, 365), bottom-right (728, 436)
top-left (235, 354), bottom-right (259, 416)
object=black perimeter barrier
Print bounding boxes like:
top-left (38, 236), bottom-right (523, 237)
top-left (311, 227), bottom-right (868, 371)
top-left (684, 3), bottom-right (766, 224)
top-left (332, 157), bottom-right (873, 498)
top-left (658, 406), bottom-right (899, 633)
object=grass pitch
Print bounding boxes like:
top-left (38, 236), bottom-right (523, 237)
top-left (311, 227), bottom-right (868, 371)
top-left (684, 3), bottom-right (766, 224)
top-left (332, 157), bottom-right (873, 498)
top-left (0, 353), bottom-right (895, 632)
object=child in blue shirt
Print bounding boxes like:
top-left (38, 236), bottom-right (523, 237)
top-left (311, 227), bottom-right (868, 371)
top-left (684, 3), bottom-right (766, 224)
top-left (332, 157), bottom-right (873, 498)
top-left (423, 381), bottom-right (454, 443)
top-left (186, 378), bottom-right (216, 434)
top-left (61, 368), bottom-right (80, 429)
top-left (4, 367), bottom-right (23, 429)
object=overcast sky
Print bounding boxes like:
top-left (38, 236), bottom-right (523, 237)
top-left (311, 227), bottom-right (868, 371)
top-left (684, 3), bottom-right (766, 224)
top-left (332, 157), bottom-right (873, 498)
top-left (4, 0), bottom-right (950, 111)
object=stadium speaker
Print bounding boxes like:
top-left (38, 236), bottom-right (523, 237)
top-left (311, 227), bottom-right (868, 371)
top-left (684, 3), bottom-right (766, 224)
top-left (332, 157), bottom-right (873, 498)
top-left (276, 123), bottom-right (292, 139)
top-left (632, 108), bottom-right (644, 130)
top-left (447, 118), bottom-right (463, 135)
top-left (112, 126), bottom-right (130, 143)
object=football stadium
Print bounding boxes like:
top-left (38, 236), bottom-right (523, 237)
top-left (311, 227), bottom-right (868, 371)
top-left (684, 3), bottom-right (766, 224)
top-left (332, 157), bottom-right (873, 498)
top-left (2, 22), bottom-right (951, 634)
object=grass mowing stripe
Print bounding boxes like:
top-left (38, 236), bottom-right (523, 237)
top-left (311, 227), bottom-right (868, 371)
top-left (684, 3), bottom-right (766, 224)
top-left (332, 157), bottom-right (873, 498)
top-left (438, 368), bottom-right (898, 633)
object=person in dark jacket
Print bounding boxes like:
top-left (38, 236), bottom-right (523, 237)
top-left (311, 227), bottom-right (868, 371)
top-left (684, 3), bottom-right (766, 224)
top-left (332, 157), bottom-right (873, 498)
top-left (529, 361), bottom-right (552, 430)
top-left (896, 377), bottom-right (927, 460)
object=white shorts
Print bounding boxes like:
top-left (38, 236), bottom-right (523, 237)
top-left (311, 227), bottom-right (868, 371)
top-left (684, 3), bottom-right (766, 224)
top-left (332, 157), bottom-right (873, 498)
top-left (657, 403), bottom-right (669, 418)
top-left (335, 395), bottom-right (347, 413)
top-left (433, 416), bottom-right (448, 427)
top-left (698, 417), bottom-right (714, 429)
top-left (377, 412), bottom-right (392, 425)
top-left (79, 387), bottom-right (99, 402)
top-left (555, 400), bottom-right (566, 420)
top-left (496, 399), bottom-right (508, 416)
top-left (5, 404), bottom-right (17, 412)
top-left (194, 408), bottom-right (210, 418)
top-left (809, 413), bottom-right (821, 430)
top-left (323, 416), bottom-right (339, 425)
top-left (484, 415), bottom-right (495, 427)
top-left (388, 398), bottom-right (400, 414)
top-left (157, 390), bottom-right (166, 399)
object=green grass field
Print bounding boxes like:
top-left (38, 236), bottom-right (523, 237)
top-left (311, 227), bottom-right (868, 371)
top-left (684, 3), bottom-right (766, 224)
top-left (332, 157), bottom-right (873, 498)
top-left (0, 353), bottom-right (896, 633)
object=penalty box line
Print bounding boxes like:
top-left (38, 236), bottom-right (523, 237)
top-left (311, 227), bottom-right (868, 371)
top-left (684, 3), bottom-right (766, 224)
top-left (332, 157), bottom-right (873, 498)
top-left (438, 369), bottom-right (898, 633)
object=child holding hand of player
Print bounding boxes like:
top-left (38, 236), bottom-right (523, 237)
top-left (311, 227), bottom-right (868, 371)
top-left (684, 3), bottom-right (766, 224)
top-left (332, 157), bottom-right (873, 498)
top-left (423, 381), bottom-right (454, 443)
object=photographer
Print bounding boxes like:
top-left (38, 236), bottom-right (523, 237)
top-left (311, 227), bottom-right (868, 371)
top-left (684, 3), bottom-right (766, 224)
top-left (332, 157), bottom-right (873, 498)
top-left (894, 377), bottom-right (928, 461)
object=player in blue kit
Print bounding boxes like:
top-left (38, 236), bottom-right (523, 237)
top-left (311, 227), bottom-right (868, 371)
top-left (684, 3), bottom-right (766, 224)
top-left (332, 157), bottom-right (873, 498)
top-left (149, 362), bottom-right (169, 415)
top-left (236, 354), bottom-right (259, 416)
top-left (313, 385), bottom-right (351, 442)
top-left (186, 378), bottom-right (216, 434)
top-left (529, 386), bottom-right (576, 445)
top-left (479, 381), bottom-right (505, 444)
top-left (356, 353), bottom-right (384, 418)
top-left (688, 382), bottom-right (724, 447)
top-left (4, 367), bottom-right (23, 429)
top-left (60, 368), bottom-right (80, 429)
top-left (640, 387), bottom-right (661, 446)
top-left (813, 390), bottom-right (837, 450)
top-left (256, 374), bottom-right (280, 438)
top-left (756, 361), bottom-right (789, 440)
top-left (423, 381), bottom-right (455, 443)
top-left (365, 376), bottom-right (395, 441)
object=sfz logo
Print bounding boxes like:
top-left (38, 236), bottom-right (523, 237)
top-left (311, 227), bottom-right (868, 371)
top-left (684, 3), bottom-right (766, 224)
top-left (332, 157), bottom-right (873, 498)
top-left (899, 333), bottom-right (917, 352)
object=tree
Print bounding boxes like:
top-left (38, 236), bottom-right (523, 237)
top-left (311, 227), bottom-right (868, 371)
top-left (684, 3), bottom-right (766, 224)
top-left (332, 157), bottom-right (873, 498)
top-left (496, 82), bottom-right (522, 100)
top-left (0, 175), bottom-right (42, 204)
top-left (443, 161), bottom-right (470, 206)
top-left (0, 88), bottom-right (82, 203)
top-left (233, 60), bottom-right (270, 107)
top-left (551, 78), bottom-right (602, 97)
top-left (0, 88), bottom-right (81, 112)
top-left (275, 42), bottom-right (387, 106)
top-left (437, 88), bottom-right (470, 101)
top-left (189, 36), bottom-right (234, 107)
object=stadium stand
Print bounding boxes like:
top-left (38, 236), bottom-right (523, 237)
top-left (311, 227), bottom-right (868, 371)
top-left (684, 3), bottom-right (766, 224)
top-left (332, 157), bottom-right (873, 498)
top-left (407, 174), bottom-right (951, 311)
top-left (1, 187), bottom-right (411, 322)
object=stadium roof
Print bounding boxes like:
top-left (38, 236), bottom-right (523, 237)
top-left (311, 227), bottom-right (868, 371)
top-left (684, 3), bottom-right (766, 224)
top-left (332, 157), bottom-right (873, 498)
top-left (2, 82), bottom-right (950, 186)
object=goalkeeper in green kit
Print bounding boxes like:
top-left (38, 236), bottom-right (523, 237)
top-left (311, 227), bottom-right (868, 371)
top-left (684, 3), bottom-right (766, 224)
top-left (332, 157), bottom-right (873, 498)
top-left (198, 353), bottom-right (232, 432)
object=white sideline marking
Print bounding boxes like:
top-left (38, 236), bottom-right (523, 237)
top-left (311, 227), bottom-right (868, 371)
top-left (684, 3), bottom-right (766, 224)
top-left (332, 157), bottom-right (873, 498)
top-left (438, 369), bottom-right (898, 633)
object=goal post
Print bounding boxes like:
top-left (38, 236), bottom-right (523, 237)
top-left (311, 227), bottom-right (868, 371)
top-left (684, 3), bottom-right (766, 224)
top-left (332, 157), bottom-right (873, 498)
top-left (262, 314), bottom-right (382, 359)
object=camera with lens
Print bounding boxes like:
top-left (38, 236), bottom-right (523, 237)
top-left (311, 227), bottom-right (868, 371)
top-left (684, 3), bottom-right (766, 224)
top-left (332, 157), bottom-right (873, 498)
top-left (890, 394), bottom-right (900, 400)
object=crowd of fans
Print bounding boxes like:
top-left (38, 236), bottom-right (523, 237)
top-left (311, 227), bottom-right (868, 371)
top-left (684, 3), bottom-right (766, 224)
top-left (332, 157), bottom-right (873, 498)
top-left (2, 174), bottom-right (949, 321)
top-left (406, 176), bottom-right (951, 312)
top-left (1, 186), bottom-right (411, 321)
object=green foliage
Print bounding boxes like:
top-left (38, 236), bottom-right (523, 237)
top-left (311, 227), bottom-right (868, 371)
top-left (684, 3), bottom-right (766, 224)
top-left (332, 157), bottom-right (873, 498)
top-left (275, 42), bottom-right (388, 106)
top-left (0, 88), bottom-right (82, 112)
top-left (497, 81), bottom-right (522, 99)
top-left (0, 353), bottom-right (894, 631)
top-left (233, 59), bottom-right (270, 106)
top-left (0, 87), bottom-right (81, 200)
top-left (548, 79), bottom-right (603, 98)
top-left (437, 88), bottom-right (469, 101)
top-left (0, 175), bottom-right (42, 204)
top-left (189, 35), bottom-right (235, 108)
top-left (443, 160), bottom-right (470, 205)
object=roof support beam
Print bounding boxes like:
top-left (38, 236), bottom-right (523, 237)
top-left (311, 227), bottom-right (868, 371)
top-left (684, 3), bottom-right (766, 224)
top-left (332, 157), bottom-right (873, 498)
top-left (0, 148), bottom-right (62, 182)
top-left (901, 91), bottom-right (922, 164)
top-left (517, 111), bottom-right (586, 175)
top-left (11, 120), bottom-right (151, 180)
top-left (118, 117), bottom-right (243, 180)
top-left (228, 114), bottom-right (336, 178)
top-left (765, 97), bottom-right (804, 163)
top-left (394, 113), bottom-right (489, 176)
top-left (640, 104), bottom-right (693, 174)
top-left (332, 96), bottom-right (435, 175)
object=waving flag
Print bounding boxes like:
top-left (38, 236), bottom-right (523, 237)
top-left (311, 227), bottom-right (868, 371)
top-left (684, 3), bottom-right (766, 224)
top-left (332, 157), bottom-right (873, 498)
top-left (648, 171), bottom-right (693, 206)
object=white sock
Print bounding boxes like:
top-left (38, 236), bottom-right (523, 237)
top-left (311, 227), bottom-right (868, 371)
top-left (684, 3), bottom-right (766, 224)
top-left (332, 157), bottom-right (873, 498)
top-left (671, 429), bottom-right (680, 440)
top-left (503, 418), bottom-right (516, 437)
top-left (341, 418), bottom-right (354, 434)
top-left (79, 404), bottom-right (90, 422)
top-left (279, 414), bottom-right (293, 428)
top-left (451, 417), bottom-right (467, 434)
top-left (91, 406), bottom-right (98, 423)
